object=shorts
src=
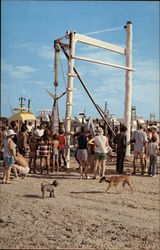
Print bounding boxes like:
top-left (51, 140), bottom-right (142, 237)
top-left (52, 149), bottom-right (58, 161)
top-left (29, 151), bottom-right (37, 158)
top-left (3, 157), bottom-right (14, 167)
top-left (95, 152), bottom-right (107, 160)
top-left (14, 164), bottom-right (30, 175)
top-left (134, 150), bottom-right (144, 158)
top-left (77, 149), bottom-right (88, 162)
top-left (52, 152), bottom-right (59, 161)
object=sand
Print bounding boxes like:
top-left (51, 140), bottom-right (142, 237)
top-left (0, 157), bottom-right (159, 249)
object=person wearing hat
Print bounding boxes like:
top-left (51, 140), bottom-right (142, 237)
top-left (2, 129), bottom-right (18, 184)
top-left (151, 125), bottom-right (159, 145)
top-left (93, 127), bottom-right (109, 179)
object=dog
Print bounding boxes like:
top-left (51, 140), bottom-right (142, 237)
top-left (41, 180), bottom-right (59, 199)
top-left (99, 175), bottom-right (133, 193)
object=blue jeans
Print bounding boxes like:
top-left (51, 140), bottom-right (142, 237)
top-left (148, 155), bottom-right (157, 176)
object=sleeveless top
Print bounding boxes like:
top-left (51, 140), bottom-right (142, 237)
top-left (58, 134), bottom-right (65, 149)
top-left (78, 135), bottom-right (87, 149)
top-left (3, 138), bottom-right (16, 158)
top-left (94, 135), bottom-right (107, 153)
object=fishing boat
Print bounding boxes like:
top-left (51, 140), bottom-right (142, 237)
top-left (8, 97), bottom-right (36, 125)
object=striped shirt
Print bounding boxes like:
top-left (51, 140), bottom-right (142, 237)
top-left (39, 140), bottom-right (51, 157)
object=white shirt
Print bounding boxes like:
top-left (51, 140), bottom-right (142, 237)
top-left (148, 142), bottom-right (159, 156)
top-left (3, 138), bottom-right (16, 158)
top-left (132, 130), bottom-right (147, 152)
top-left (34, 129), bottom-right (44, 137)
top-left (27, 125), bottom-right (33, 133)
top-left (94, 135), bottom-right (107, 153)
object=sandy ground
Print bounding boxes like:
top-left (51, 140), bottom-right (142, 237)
top-left (0, 156), bottom-right (160, 250)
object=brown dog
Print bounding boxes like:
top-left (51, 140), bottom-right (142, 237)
top-left (99, 175), bottom-right (133, 193)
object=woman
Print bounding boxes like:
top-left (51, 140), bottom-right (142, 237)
top-left (93, 127), bottom-right (109, 179)
top-left (2, 129), bottom-right (18, 184)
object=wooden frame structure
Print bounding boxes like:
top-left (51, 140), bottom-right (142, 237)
top-left (54, 21), bottom-right (134, 167)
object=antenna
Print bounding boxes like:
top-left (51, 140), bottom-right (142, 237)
top-left (28, 98), bottom-right (31, 113)
top-left (19, 96), bottom-right (26, 108)
top-left (7, 96), bottom-right (13, 114)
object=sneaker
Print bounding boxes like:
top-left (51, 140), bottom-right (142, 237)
top-left (92, 176), bottom-right (96, 180)
top-left (80, 175), bottom-right (83, 180)
top-left (86, 176), bottom-right (90, 179)
top-left (152, 175), bottom-right (156, 177)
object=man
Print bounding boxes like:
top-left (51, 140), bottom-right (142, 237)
top-left (113, 125), bottom-right (127, 174)
top-left (131, 124), bottom-right (147, 175)
top-left (76, 127), bottom-right (89, 179)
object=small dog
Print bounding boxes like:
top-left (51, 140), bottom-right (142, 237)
top-left (99, 175), bottom-right (133, 193)
top-left (41, 180), bottom-right (58, 199)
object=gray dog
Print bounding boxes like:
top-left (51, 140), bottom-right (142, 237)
top-left (41, 180), bottom-right (59, 199)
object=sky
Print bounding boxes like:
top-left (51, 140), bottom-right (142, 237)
top-left (1, 0), bottom-right (159, 121)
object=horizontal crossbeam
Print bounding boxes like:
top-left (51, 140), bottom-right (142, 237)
top-left (72, 55), bottom-right (135, 71)
top-left (75, 33), bottom-right (125, 55)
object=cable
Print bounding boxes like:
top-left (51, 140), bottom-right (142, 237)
top-left (59, 53), bottom-right (67, 90)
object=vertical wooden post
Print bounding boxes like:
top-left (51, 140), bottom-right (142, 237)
top-left (54, 42), bottom-right (60, 88)
top-left (124, 21), bottom-right (133, 156)
top-left (65, 32), bottom-right (76, 168)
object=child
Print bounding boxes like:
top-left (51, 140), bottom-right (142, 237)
top-left (39, 131), bottom-right (51, 175)
top-left (51, 134), bottom-right (59, 173)
top-left (58, 130), bottom-right (67, 170)
top-left (148, 136), bottom-right (159, 177)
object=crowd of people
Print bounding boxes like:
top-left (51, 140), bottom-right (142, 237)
top-left (0, 119), bottom-right (159, 183)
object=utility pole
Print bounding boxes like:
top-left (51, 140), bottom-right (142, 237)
top-left (124, 21), bottom-right (133, 157)
top-left (65, 32), bottom-right (76, 168)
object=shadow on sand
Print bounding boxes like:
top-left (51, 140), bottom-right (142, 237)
top-left (70, 191), bottom-right (104, 194)
top-left (23, 194), bottom-right (42, 199)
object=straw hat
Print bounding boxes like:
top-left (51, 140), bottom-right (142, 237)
top-left (151, 125), bottom-right (157, 130)
top-left (7, 129), bottom-right (17, 137)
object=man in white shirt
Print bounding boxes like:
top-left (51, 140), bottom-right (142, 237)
top-left (131, 124), bottom-right (147, 175)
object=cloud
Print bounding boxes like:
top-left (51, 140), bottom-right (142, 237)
top-left (2, 61), bottom-right (37, 79)
top-left (83, 26), bottom-right (123, 36)
top-left (10, 41), bottom-right (54, 62)
top-left (37, 45), bottom-right (53, 61)
top-left (133, 58), bottom-right (159, 83)
top-left (35, 80), bottom-right (47, 86)
top-left (71, 49), bottom-right (159, 119)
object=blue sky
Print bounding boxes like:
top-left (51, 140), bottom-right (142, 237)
top-left (1, 1), bottom-right (159, 120)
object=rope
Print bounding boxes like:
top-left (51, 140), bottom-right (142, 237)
top-left (59, 53), bottom-right (67, 90)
